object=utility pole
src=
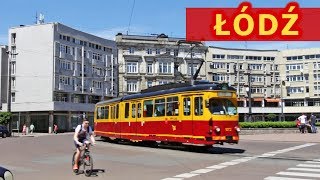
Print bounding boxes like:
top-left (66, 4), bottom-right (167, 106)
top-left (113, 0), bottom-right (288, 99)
top-left (245, 66), bottom-right (252, 122)
top-left (6, 49), bottom-right (18, 135)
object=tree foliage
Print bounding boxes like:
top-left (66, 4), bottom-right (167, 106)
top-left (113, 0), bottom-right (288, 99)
top-left (0, 112), bottom-right (12, 125)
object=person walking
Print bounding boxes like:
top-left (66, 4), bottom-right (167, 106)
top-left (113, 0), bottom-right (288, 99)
top-left (310, 113), bottom-right (317, 133)
top-left (29, 124), bottom-right (35, 134)
top-left (22, 124), bottom-right (27, 135)
top-left (53, 124), bottom-right (58, 134)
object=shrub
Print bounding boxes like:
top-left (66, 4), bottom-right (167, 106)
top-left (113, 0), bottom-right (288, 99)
top-left (239, 121), bottom-right (297, 128)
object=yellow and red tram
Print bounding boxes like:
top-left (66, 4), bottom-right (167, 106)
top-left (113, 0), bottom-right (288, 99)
top-left (94, 81), bottom-right (240, 146)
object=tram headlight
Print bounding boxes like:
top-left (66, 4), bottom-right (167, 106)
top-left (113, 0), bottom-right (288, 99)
top-left (214, 126), bottom-right (221, 133)
top-left (235, 126), bottom-right (241, 132)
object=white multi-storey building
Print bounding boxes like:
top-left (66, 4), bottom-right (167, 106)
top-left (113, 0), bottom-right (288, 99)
top-left (2, 22), bottom-right (117, 132)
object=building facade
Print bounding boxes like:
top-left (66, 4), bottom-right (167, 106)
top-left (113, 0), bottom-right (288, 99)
top-left (2, 22), bottom-right (117, 132)
top-left (208, 47), bottom-right (282, 121)
top-left (209, 46), bottom-right (320, 121)
top-left (0, 45), bottom-right (8, 107)
top-left (116, 33), bottom-right (208, 96)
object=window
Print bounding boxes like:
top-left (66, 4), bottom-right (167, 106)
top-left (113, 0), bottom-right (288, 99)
top-left (129, 47), bottom-right (135, 54)
top-left (154, 98), bottom-right (165, 117)
top-left (11, 93), bottom-right (15, 102)
top-left (146, 81), bottom-right (153, 88)
top-left (97, 107), bottom-right (102, 119)
top-left (125, 103), bottom-right (129, 118)
top-left (147, 63), bottom-right (153, 74)
top-left (11, 77), bottom-right (15, 87)
top-left (143, 100), bottom-right (153, 117)
top-left (209, 99), bottom-right (237, 115)
top-left (166, 96), bottom-right (179, 116)
top-left (212, 54), bottom-right (225, 59)
top-left (116, 104), bottom-right (119, 119)
top-left (183, 97), bottom-right (191, 116)
top-left (11, 33), bottom-right (16, 44)
top-left (137, 103), bottom-right (142, 118)
top-left (11, 46), bottom-right (17, 59)
top-left (194, 97), bottom-right (203, 116)
top-left (159, 62), bottom-right (172, 73)
top-left (127, 81), bottom-right (138, 92)
top-left (127, 62), bottom-right (138, 73)
top-left (174, 49), bottom-right (179, 56)
top-left (156, 49), bottom-right (160, 54)
top-left (11, 62), bottom-right (16, 75)
top-left (188, 64), bottom-right (198, 76)
top-left (146, 49), bottom-right (152, 54)
top-left (132, 104), bottom-right (136, 118)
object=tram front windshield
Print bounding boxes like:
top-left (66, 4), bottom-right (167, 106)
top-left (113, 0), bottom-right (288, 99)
top-left (208, 98), bottom-right (237, 115)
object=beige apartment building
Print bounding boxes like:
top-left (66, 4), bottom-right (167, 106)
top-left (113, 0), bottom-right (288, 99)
top-left (116, 33), bottom-right (208, 96)
top-left (116, 33), bottom-right (320, 121)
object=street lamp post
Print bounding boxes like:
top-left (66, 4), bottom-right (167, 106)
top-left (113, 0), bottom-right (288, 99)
top-left (246, 67), bottom-right (252, 122)
top-left (280, 81), bottom-right (285, 121)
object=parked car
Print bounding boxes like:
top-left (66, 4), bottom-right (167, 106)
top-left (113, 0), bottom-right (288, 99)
top-left (0, 166), bottom-right (13, 180)
top-left (0, 125), bottom-right (10, 138)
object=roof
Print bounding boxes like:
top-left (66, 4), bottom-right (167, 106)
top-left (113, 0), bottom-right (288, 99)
top-left (209, 46), bottom-right (279, 52)
top-left (96, 81), bottom-right (236, 105)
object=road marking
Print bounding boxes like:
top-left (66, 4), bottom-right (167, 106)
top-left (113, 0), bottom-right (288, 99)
top-left (174, 173), bottom-right (198, 178)
top-left (190, 169), bottom-right (215, 174)
top-left (288, 167), bottom-right (320, 173)
top-left (277, 172), bottom-right (320, 178)
top-left (305, 161), bottom-right (320, 164)
top-left (297, 164), bottom-right (320, 168)
top-left (161, 143), bottom-right (316, 180)
top-left (265, 158), bottom-right (320, 179)
top-left (265, 176), bottom-right (315, 180)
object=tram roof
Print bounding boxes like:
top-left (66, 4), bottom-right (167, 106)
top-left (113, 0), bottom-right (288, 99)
top-left (96, 82), bottom-right (235, 105)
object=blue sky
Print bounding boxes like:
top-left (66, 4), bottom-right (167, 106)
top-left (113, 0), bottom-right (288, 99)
top-left (1, 0), bottom-right (320, 50)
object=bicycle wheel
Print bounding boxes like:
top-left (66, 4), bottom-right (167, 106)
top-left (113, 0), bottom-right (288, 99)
top-left (72, 152), bottom-right (77, 169)
top-left (83, 154), bottom-right (93, 177)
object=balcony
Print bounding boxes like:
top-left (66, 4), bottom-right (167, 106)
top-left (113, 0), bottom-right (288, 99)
top-left (92, 59), bottom-right (104, 66)
top-left (58, 83), bottom-right (64, 91)
top-left (73, 70), bottom-right (80, 77)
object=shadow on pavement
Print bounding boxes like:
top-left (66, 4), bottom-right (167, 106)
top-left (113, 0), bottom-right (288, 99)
top-left (74, 169), bottom-right (105, 177)
top-left (98, 138), bottom-right (245, 154)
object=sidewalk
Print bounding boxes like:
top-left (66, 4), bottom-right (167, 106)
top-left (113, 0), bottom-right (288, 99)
top-left (241, 133), bottom-right (320, 143)
top-left (11, 132), bottom-right (73, 138)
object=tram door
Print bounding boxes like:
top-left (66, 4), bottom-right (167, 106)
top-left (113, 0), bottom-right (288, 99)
top-left (130, 102), bottom-right (138, 136)
top-left (113, 104), bottom-right (121, 138)
top-left (182, 96), bottom-right (193, 136)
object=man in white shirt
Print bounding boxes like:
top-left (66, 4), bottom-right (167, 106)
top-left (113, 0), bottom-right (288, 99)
top-left (72, 118), bottom-right (95, 171)
top-left (298, 113), bottom-right (307, 133)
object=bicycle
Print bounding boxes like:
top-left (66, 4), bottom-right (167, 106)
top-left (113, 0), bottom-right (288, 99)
top-left (72, 142), bottom-right (93, 176)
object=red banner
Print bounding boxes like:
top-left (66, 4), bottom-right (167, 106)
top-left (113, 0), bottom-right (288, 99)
top-left (186, 2), bottom-right (320, 41)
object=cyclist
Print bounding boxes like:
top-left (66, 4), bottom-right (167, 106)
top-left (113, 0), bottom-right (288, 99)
top-left (73, 118), bottom-right (95, 171)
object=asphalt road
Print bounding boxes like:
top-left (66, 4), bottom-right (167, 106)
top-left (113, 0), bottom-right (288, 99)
top-left (1, 133), bottom-right (320, 180)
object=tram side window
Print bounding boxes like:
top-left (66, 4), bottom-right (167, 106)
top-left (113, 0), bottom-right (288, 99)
top-left (105, 106), bottom-right (109, 119)
top-left (97, 107), bottom-right (102, 119)
top-left (183, 97), bottom-right (191, 116)
top-left (125, 103), bottom-right (129, 118)
top-left (154, 98), bottom-right (165, 117)
top-left (166, 96), bottom-right (179, 116)
top-left (137, 103), bottom-right (142, 118)
top-left (194, 97), bottom-right (203, 116)
top-left (116, 104), bottom-right (119, 119)
top-left (111, 106), bottom-right (114, 119)
top-left (132, 104), bottom-right (136, 118)
top-left (143, 100), bottom-right (153, 117)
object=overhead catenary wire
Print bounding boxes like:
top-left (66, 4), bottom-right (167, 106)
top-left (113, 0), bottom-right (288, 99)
top-left (127, 0), bottom-right (136, 35)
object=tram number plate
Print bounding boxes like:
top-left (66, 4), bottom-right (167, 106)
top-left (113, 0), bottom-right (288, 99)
top-left (226, 136), bottom-right (233, 141)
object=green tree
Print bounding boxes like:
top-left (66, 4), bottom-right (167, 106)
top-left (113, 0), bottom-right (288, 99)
top-left (0, 112), bottom-right (12, 125)
top-left (266, 113), bottom-right (277, 121)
